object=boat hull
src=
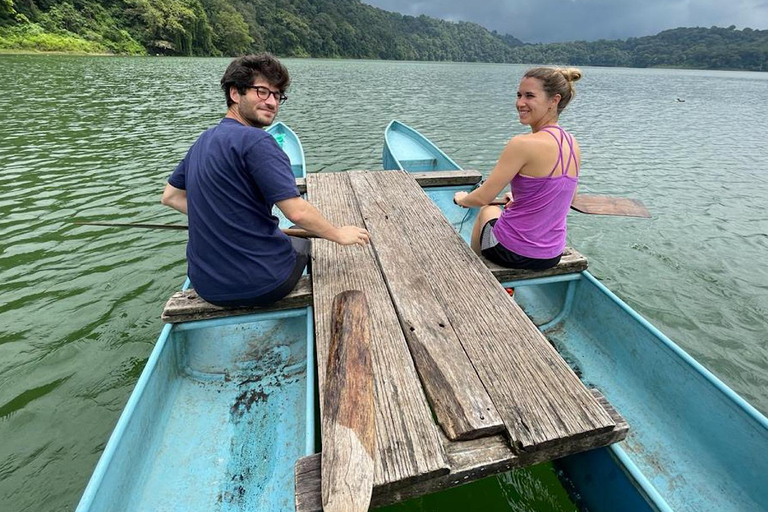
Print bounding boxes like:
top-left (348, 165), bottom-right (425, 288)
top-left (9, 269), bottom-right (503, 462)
top-left (76, 309), bottom-right (316, 512)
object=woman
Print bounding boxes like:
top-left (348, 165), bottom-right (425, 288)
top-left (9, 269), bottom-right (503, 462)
top-left (453, 67), bottom-right (582, 271)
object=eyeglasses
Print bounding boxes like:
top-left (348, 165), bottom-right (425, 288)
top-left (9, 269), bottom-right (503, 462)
top-left (245, 85), bottom-right (288, 105)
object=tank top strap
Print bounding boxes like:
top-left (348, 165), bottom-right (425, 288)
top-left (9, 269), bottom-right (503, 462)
top-left (559, 130), bottom-right (578, 177)
top-left (540, 126), bottom-right (564, 177)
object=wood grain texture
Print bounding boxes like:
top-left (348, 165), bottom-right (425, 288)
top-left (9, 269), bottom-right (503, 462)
top-left (160, 276), bottom-right (312, 323)
top-left (570, 194), bottom-right (651, 218)
top-left (322, 291), bottom-right (375, 512)
top-left (349, 171), bottom-right (504, 441)
top-left (295, 389), bottom-right (628, 512)
top-left (307, 172), bottom-right (449, 489)
top-left (359, 171), bottom-right (615, 453)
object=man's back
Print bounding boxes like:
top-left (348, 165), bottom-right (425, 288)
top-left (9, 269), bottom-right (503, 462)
top-left (168, 118), bottom-right (300, 303)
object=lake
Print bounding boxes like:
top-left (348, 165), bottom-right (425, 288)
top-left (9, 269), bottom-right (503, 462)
top-left (1, 55), bottom-right (767, 511)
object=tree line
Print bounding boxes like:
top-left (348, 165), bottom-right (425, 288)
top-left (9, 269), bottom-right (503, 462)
top-left (1, 0), bottom-right (766, 71)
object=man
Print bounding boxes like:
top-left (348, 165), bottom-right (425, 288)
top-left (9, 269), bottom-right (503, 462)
top-left (162, 53), bottom-right (369, 307)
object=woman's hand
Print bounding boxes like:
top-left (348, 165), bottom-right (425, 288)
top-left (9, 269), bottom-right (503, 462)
top-left (503, 191), bottom-right (514, 209)
top-left (453, 191), bottom-right (469, 207)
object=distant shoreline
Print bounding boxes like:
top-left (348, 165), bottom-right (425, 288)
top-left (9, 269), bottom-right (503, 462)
top-left (1, 49), bottom-right (765, 73)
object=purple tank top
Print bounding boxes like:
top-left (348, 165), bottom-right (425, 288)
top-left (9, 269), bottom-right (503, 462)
top-left (492, 125), bottom-right (579, 259)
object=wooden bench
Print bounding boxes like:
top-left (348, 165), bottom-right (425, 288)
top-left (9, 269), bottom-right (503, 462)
top-left (161, 250), bottom-right (587, 323)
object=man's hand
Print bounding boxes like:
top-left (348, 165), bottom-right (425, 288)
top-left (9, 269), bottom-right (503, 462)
top-left (332, 226), bottom-right (370, 246)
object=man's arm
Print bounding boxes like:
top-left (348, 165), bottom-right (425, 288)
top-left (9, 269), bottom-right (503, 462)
top-left (161, 183), bottom-right (188, 215)
top-left (276, 197), bottom-right (369, 246)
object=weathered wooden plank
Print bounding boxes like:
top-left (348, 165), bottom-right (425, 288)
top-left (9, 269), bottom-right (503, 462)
top-left (362, 170), bottom-right (615, 452)
top-left (160, 276), bottom-right (312, 323)
top-left (410, 170), bottom-right (482, 187)
top-left (349, 172), bottom-right (504, 441)
top-left (307, 172), bottom-right (449, 489)
top-left (296, 177), bottom-right (306, 193)
top-left (322, 291), bottom-right (375, 512)
top-left (295, 389), bottom-right (628, 512)
top-left (484, 247), bottom-right (588, 282)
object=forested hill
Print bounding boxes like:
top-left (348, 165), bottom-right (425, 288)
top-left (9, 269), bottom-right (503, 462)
top-left (0, 0), bottom-right (522, 59)
top-left (1, 0), bottom-right (767, 71)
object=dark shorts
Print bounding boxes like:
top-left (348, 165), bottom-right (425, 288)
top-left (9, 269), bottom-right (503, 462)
top-left (480, 219), bottom-right (561, 271)
top-left (208, 236), bottom-right (311, 308)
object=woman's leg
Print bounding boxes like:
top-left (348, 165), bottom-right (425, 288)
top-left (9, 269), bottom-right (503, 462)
top-left (471, 205), bottom-right (503, 255)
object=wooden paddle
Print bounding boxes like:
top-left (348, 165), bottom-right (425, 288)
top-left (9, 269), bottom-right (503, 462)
top-left (74, 221), bottom-right (317, 238)
top-left (322, 290), bottom-right (375, 512)
top-left (489, 194), bottom-right (651, 218)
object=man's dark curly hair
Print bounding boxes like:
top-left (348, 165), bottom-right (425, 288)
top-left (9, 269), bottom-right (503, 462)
top-left (220, 53), bottom-right (290, 108)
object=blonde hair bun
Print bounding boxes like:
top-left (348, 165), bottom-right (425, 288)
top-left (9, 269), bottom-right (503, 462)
top-left (558, 67), bottom-right (583, 83)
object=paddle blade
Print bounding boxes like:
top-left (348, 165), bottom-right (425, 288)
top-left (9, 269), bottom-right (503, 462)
top-left (570, 195), bottom-right (651, 218)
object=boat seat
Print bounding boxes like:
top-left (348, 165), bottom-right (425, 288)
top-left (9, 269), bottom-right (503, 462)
top-left (161, 276), bottom-right (312, 323)
top-left (160, 249), bottom-right (587, 323)
top-left (482, 246), bottom-right (588, 282)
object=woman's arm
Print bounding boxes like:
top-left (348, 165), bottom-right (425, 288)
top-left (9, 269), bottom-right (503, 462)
top-left (454, 136), bottom-right (529, 207)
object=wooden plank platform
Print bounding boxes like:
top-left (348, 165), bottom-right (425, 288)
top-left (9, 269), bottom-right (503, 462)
top-left (296, 170), bottom-right (625, 509)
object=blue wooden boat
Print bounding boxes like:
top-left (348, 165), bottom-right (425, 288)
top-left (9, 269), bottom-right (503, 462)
top-left (383, 119), bottom-right (768, 512)
top-left (76, 123), bottom-right (312, 512)
top-left (267, 121), bottom-right (307, 178)
top-left (383, 120), bottom-right (462, 172)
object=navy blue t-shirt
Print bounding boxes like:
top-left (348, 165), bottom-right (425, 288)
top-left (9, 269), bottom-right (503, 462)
top-left (168, 118), bottom-right (300, 302)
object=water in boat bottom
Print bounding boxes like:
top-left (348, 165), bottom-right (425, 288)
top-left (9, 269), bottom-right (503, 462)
top-left (376, 464), bottom-right (578, 512)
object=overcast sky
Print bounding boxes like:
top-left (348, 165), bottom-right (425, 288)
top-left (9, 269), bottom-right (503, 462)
top-left (362, 0), bottom-right (768, 43)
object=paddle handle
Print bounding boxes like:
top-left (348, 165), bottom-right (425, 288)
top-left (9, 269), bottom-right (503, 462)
top-left (76, 221), bottom-right (318, 238)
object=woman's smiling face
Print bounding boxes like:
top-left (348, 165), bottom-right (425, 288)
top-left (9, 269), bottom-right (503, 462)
top-left (516, 77), bottom-right (560, 127)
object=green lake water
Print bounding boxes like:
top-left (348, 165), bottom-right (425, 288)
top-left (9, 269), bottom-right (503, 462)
top-left (1, 55), bottom-right (768, 511)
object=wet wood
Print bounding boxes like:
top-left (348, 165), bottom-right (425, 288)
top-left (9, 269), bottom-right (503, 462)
top-left (570, 194), bottom-right (651, 218)
top-left (161, 276), bottom-right (312, 323)
top-left (322, 291), bottom-right (375, 512)
top-left (359, 171), bottom-right (615, 453)
top-left (295, 389), bottom-right (628, 512)
top-left (307, 172), bottom-right (449, 489)
top-left (349, 172), bottom-right (504, 441)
